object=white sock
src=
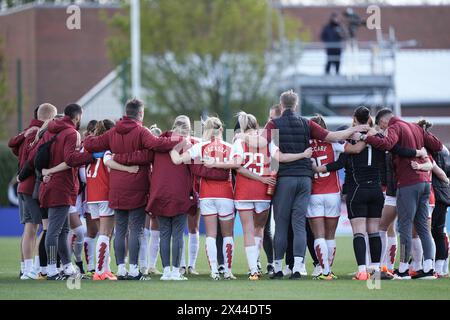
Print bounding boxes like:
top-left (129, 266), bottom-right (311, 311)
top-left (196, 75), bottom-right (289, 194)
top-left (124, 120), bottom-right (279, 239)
top-left (245, 245), bottom-right (259, 274)
top-left (399, 262), bottom-right (409, 273)
top-left (326, 239), bottom-right (336, 269)
top-left (47, 263), bottom-right (58, 277)
top-left (274, 260), bottom-right (283, 273)
top-left (84, 236), bottom-right (96, 271)
top-left (411, 237), bottom-right (423, 271)
top-left (423, 259), bottom-right (433, 273)
top-left (358, 265), bottom-right (367, 273)
top-left (180, 237), bottom-right (186, 268)
top-left (34, 255), bottom-right (40, 273)
top-left (314, 238), bottom-right (330, 274)
top-left (172, 267), bottom-right (180, 276)
top-left (254, 236), bottom-right (263, 259)
top-left (24, 259), bottom-right (33, 274)
top-left (222, 236), bottom-right (234, 273)
top-left (139, 229), bottom-right (149, 269)
top-left (205, 237), bottom-right (218, 273)
top-left (163, 266), bottom-right (171, 275)
top-left (129, 264), bottom-right (139, 277)
top-left (117, 263), bottom-right (127, 276)
top-left (72, 225), bottom-right (85, 263)
top-left (188, 232), bottom-right (199, 268)
top-left (292, 256), bottom-right (305, 273)
top-left (379, 231), bottom-right (388, 266)
top-left (444, 257), bottom-right (449, 275)
top-left (148, 230), bottom-right (160, 269)
top-left (435, 260), bottom-right (445, 275)
top-left (40, 266), bottom-right (47, 275)
top-left (96, 235), bottom-right (110, 274)
top-left (387, 236), bottom-right (397, 270)
top-left (20, 261), bottom-right (24, 273)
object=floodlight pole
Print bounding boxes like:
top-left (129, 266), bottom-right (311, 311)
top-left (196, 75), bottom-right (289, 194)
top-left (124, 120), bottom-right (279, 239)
top-left (131, 0), bottom-right (141, 99)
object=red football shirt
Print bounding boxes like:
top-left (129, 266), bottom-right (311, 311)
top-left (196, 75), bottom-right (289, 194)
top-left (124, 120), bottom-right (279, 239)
top-left (232, 138), bottom-right (273, 202)
top-left (85, 150), bottom-right (111, 203)
top-left (188, 138), bottom-right (233, 200)
top-left (310, 140), bottom-right (343, 195)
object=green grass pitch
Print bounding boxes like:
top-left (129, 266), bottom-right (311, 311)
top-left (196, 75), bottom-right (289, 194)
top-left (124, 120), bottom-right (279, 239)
top-left (0, 236), bottom-right (449, 300)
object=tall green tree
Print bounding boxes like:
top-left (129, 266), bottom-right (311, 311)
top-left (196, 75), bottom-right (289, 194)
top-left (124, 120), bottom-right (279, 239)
top-left (106, 0), bottom-right (309, 130)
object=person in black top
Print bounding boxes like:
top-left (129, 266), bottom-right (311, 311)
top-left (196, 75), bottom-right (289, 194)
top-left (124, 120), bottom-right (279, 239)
top-left (321, 12), bottom-right (345, 75)
top-left (316, 107), bottom-right (390, 281)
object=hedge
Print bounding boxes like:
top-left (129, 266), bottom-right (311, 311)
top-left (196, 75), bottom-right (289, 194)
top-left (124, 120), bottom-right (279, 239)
top-left (0, 143), bottom-right (18, 206)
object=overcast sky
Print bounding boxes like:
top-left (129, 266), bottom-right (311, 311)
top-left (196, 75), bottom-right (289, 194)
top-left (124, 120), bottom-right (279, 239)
top-left (280, 0), bottom-right (450, 5)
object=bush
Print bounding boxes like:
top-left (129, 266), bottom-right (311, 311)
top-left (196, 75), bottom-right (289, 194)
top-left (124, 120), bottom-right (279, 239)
top-left (0, 143), bottom-right (18, 206)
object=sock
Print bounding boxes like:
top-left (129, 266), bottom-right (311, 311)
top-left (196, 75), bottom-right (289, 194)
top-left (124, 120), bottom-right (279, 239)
top-left (423, 259), bottom-right (433, 273)
top-left (254, 236), bottom-right (263, 259)
top-left (205, 237), bottom-right (218, 273)
top-left (188, 232), bottom-right (199, 268)
top-left (72, 225), bottom-right (85, 263)
top-left (245, 245), bottom-right (259, 274)
top-left (292, 256), bottom-right (304, 273)
top-left (379, 230), bottom-right (388, 266)
top-left (117, 263), bottom-right (127, 276)
top-left (47, 263), bottom-right (58, 277)
top-left (148, 230), bottom-right (160, 269)
top-left (353, 233), bottom-right (367, 270)
top-left (139, 228), bottom-right (149, 269)
top-left (20, 261), bottom-right (24, 273)
top-left (163, 266), bottom-right (171, 275)
top-left (222, 237), bottom-right (234, 273)
top-left (129, 264), bottom-right (139, 277)
top-left (24, 259), bottom-right (33, 274)
top-left (368, 233), bottom-right (382, 271)
top-left (33, 256), bottom-right (40, 273)
top-left (435, 260), bottom-right (445, 275)
top-left (387, 236), bottom-right (397, 270)
top-left (180, 237), bottom-right (186, 268)
top-left (399, 262), bottom-right (409, 273)
top-left (411, 237), bottom-right (423, 271)
top-left (96, 235), bottom-right (110, 275)
top-left (444, 258), bottom-right (449, 275)
top-left (274, 259), bottom-right (283, 273)
top-left (84, 236), bottom-right (96, 272)
top-left (314, 238), bottom-right (330, 274)
top-left (40, 266), bottom-right (47, 274)
top-left (326, 239), bottom-right (336, 269)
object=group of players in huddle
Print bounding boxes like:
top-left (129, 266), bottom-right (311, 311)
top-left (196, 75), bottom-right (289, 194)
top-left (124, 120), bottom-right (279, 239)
top-left (9, 89), bottom-right (450, 282)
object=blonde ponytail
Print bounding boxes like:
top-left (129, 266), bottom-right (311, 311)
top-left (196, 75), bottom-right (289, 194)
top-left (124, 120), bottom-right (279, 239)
top-left (236, 111), bottom-right (258, 133)
top-left (203, 117), bottom-right (223, 140)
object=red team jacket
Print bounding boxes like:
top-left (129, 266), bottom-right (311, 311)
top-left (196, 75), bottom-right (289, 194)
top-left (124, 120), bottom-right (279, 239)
top-left (35, 116), bottom-right (94, 208)
top-left (9, 119), bottom-right (44, 195)
top-left (366, 116), bottom-right (443, 187)
top-left (114, 131), bottom-right (230, 217)
top-left (84, 117), bottom-right (181, 210)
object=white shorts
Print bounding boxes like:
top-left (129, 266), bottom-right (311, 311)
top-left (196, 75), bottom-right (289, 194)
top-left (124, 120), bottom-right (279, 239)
top-left (199, 199), bottom-right (235, 221)
top-left (234, 201), bottom-right (270, 214)
top-left (69, 195), bottom-right (84, 215)
top-left (384, 196), bottom-right (397, 207)
top-left (87, 202), bottom-right (114, 219)
top-left (307, 193), bottom-right (341, 219)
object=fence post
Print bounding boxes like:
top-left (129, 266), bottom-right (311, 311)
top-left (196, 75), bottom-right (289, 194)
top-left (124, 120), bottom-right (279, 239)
top-left (16, 59), bottom-right (22, 133)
